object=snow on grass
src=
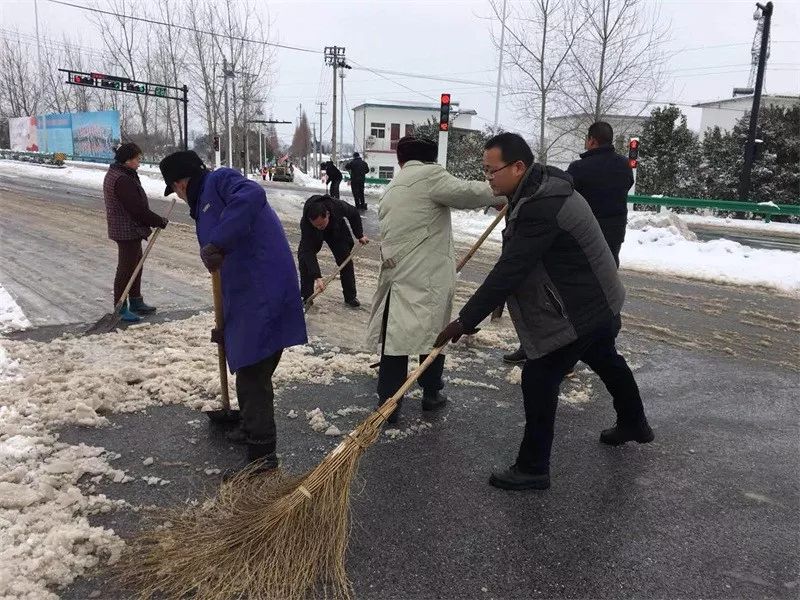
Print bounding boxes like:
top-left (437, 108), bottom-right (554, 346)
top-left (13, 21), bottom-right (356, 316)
top-left (450, 206), bottom-right (800, 295)
top-left (621, 212), bottom-right (800, 295)
top-left (679, 212), bottom-right (800, 236)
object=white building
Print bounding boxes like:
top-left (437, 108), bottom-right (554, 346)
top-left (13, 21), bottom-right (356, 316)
top-left (692, 94), bottom-right (799, 136)
top-left (545, 113), bottom-right (649, 171)
top-left (352, 100), bottom-right (478, 180)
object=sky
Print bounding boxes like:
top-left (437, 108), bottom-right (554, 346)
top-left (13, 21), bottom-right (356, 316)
top-left (1, 0), bottom-right (799, 145)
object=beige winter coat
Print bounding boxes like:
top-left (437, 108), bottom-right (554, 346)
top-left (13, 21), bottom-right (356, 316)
top-left (365, 161), bottom-right (498, 356)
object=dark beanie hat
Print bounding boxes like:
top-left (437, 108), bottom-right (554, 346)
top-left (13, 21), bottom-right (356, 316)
top-left (159, 150), bottom-right (207, 196)
top-left (114, 142), bottom-right (142, 164)
top-left (396, 136), bottom-right (438, 164)
top-left (353, 152), bottom-right (360, 158)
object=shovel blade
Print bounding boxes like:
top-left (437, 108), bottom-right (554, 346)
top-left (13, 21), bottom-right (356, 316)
top-left (205, 408), bottom-right (241, 426)
top-left (85, 312), bottom-right (122, 335)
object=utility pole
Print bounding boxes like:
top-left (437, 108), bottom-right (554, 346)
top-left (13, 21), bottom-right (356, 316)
top-left (739, 1), bottom-right (773, 201)
top-left (316, 101), bottom-right (326, 173)
top-left (312, 123), bottom-right (318, 178)
top-left (324, 46), bottom-right (348, 165)
top-left (223, 57), bottom-right (233, 169)
top-left (493, 0), bottom-right (507, 127)
top-left (339, 68), bottom-right (346, 162)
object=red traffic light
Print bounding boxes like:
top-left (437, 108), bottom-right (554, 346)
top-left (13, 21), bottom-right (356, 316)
top-left (629, 139), bottom-right (639, 149)
top-left (441, 93), bottom-right (451, 105)
top-left (439, 122), bottom-right (449, 132)
top-left (629, 159), bottom-right (638, 169)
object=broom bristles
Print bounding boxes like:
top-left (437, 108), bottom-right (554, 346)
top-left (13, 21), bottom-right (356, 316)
top-left (118, 404), bottom-right (392, 600)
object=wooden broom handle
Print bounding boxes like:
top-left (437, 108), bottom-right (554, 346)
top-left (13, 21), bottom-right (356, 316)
top-left (456, 204), bottom-right (508, 274)
top-left (303, 243), bottom-right (363, 308)
top-left (113, 197), bottom-right (177, 312)
top-left (211, 270), bottom-right (231, 411)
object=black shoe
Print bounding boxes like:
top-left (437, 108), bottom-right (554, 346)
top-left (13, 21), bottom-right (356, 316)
top-left (503, 346), bottom-right (526, 365)
top-left (600, 420), bottom-right (655, 446)
top-left (422, 391), bottom-right (447, 411)
top-left (247, 442), bottom-right (279, 465)
top-left (221, 454), bottom-right (279, 482)
top-left (345, 297), bottom-right (361, 308)
top-left (489, 465), bottom-right (550, 491)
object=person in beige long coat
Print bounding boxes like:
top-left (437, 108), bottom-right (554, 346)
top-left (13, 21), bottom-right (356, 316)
top-left (366, 136), bottom-right (501, 423)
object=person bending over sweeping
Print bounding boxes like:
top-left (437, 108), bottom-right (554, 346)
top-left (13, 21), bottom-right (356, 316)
top-left (365, 136), bottom-right (500, 424)
top-left (298, 194), bottom-right (368, 308)
top-left (159, 151), bottom-right (307, 470)
top-left (435, 133), bottom-right (653, 492)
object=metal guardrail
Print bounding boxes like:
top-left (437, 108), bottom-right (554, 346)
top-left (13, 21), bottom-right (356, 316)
top-left (628, 194), bottom-right (800, 222)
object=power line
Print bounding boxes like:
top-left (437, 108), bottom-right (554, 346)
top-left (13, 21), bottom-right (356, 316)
top-left (46, 0), bottom-right (320, 55)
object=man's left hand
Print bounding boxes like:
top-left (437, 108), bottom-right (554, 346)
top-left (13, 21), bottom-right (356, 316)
top-left (435, 319), bottom-right (480, 348)
top-left (200, 244), bottom-right (224, 272)
top-left (358, 236), bottom-right (369, 245)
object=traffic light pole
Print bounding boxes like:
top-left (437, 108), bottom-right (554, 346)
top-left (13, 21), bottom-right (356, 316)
top-left (437, 93), bottom-right (451, 168)
top-left (738, 1), bottom-right (773, 201)
top-left (182, 85), bottom-right (189, 151)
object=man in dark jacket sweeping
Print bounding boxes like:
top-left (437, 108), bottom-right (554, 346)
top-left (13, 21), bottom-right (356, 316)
top-left (436, 133), bottom-right (653, 491)
top-left (298, 194), bottom-right (368, 307)
top-left (323, 161), bottom-right (343, 199)
top-left (567, 121), bottom-right (633, 267)
top-left (159, 151), bottom-right (307, 470)
top-left (344, 152), bottom-right (370, 211)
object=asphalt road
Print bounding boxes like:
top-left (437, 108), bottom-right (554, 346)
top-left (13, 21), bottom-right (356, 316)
top-left (1, 165), bottom-right (798, 599)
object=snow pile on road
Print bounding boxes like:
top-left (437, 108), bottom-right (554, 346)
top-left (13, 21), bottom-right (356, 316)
top-left (291, 167), bottom-right (327, 191)
top-left (0, 312), bottom-right (385, 598)
top-left (622, 212), bottom-right (800, 294)
top-left (0, 284), bottom-right (30, 334)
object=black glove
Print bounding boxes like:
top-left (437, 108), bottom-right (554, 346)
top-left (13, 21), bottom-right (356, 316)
top-left (158, 217), bottom-right (169, 229)
top-left (200, 243), bottom-right (224, 272)
top-left (210, 328), bottom-right (224, 345)
top-left (434, 318), bottom-right (480, 348)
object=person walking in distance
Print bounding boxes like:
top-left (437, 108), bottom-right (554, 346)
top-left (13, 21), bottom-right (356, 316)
top-left (103, 142), bottom-right (168, 323)
top-left (323, 161), bottom-right (343, 199)
top-left (436, 133), bottom-right (653, 491)
top-left (345, 152), bottom-right (370, 211)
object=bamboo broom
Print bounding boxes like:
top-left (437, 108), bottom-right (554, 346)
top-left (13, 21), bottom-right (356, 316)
top-left (119, 207), bottom-right (506, 600)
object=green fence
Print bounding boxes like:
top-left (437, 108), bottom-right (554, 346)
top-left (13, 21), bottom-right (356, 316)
top-left (628, 194), bottom-right (800, 222)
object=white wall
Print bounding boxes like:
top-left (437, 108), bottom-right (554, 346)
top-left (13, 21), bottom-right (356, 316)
top-left (353, 104), bottom-right (475, 179)
top-left (698, 96), bottom-right (800, 136)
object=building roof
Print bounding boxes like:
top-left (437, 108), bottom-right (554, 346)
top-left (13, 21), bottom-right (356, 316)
top-left (693, 94), bottom-right (800, 108)
top-left (352, 99), bottom-right (477, 116)
top-left (546, 112), bottom-right (650, 123)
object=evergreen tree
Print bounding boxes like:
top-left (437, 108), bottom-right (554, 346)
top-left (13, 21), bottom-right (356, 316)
top-left (412, 117), bottom-right (494, 181)
top-left (637, 105), bottom-right (704, 198)
top-left (290, 112), bottom-right (312, 170)
top-left (264, 123), bottom-right (280, 162)
top-left (699, 126), bottom-right (739, 200)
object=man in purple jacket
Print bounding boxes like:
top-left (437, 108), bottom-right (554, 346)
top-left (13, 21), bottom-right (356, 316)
top-left (159, 151), bottom-right (307, 470)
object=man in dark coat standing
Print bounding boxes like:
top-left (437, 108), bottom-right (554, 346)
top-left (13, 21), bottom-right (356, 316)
top-left (567, 121), bottom-right (633, 267)
top-left (344, 152), bottom-right (370, 211)
top-left (298, 194), bottom-right (368, 307)
top-left (436, 133), bottom-right (652, 492)
top-left (159, 151), bottom-right (307, 471)
top-left (323, 161), bottom-right (343, 198)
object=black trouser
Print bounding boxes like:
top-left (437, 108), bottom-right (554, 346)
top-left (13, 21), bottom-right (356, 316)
top-left (376, 289), bottom-right (445, 401)
top-left (597, 215), bottom-right (627, 267)
top-left (298, 240), bottom-right (357, 302)
top-left (516, 315), bottom-right (645, 474)
top-left (236, 350), bottom-right (283, 452)
top-left (329, 179), bottom-right (341, 198)
top-left (351, 179), bottom-right (366, 208)
top-left (114, 239), bottom-right (143, 305)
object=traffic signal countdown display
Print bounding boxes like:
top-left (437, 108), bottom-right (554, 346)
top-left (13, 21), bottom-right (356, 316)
top-left (628, 138), bottom-right (640, 169)
top-left (439, 93), bottom-right (451, 132)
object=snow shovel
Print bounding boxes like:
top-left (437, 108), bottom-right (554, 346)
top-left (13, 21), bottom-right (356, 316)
top-left (86, 198), bottom-right (177, 335)
top-left (205, 270), bottom-right (240, 426)
top-left (303, 244), bottom-right (363, 312)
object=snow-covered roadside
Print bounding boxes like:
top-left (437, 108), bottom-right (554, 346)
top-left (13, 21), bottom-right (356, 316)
top-left (680, 213), bottom-right (800, 237)
top-left (1, 283), bottom-right (30, 383)
top-left (450, 208), bottom-right (800, 295)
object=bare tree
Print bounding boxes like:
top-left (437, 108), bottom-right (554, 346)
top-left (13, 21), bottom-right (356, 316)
top-left (565, 0), bottom-right (669, 124)
top-left (0, 32), bottom-right (43, 117)
top-left (491, 0), bottom-right (585, 163)
top-left (186, 0), bottom-right (225, 140)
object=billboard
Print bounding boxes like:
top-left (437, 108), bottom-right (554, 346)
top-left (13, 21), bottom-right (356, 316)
top-left (8, 110), bottom-right (120, 160)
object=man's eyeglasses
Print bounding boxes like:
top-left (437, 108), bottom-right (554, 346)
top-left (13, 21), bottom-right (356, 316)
top-left (483, 162), bottom-right (513, 178)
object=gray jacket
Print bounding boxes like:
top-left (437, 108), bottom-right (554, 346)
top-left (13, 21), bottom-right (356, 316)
top-left (459, 164), bottom-right (625, 359)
